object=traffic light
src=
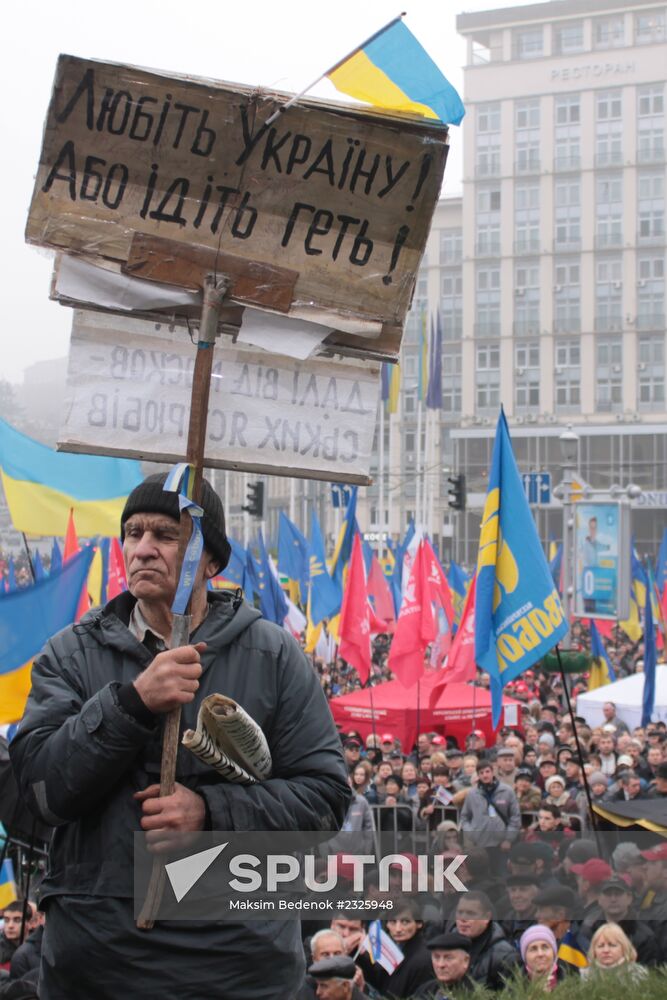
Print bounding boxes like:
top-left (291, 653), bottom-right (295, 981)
top-left (448, 473), bottom-right (466, 511)
top-left (242, 481), bottom-right (265, 518)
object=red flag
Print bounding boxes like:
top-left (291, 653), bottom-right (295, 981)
top-left (107, 538), bottom-right (128, 600)
top-left (339, 534), bottom-right (371, 684)
top-left (388, 541), bottom-right (436, 688)
top-left (423, 539), bottom-right (455, 665)
top-left (586, 617), bottom-right (614, 639)
top-left (367, 555), bottom-right (396, 626)
top-left (429, 573), bottom-right (478, 706)
top-left (63, 509), bottom-right (81, 560)
top-left (424, 539), bottom-right (456, 628)
top-left (63, 509), bottom-right (90, 621)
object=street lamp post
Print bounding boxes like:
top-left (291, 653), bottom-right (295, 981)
top-left (559, 424), bottom-right (579, 649)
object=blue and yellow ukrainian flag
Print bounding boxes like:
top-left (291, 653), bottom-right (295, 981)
top-left (0, 546), bottom-right (96, 724)
top-left (0, 417), bottom-right (142, 538)
top-left (619, 544), bottom-right (648, 642)
top-left (475, 409), bottom-right (568, 727)
top-left (309, 510), bottom-right (341, 625)
top-left (277, 512), bottom-right (309, 605)
top-left (558, 929), bottom-right (588, 970)
top-left (588, 620), bottom-right (616, 690)
top-left (327, 16), bottom-right (465, 125)
top-left (381, 363), bottom-right (401, 415)
top-left (330, 487), bottom-right (359, 594)
top-left (0, 860), bottom-right (17, 909)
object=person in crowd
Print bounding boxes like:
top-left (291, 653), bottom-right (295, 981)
top-left (372, 760), bottom-right (395, 800)
top-left (570, 858), bottom-right (610, 937)
top-left (587, 770), bottom-right (610, 802)
top-left (583, 922), bottom-right (648, 982)
top-left (350, 761), bottom-right (377, 805)
top-left (495, 747), bottom-right (518, 785)
top-left (342, 736), bottom-right (363, 774)
top-left (443, 747), bottom-right (465, 786)
top-left (514, 767), bottom-right (542, 816)
top-left (596, 732), bottom-right (617, 776)
top-left (8, 904), bottom-right (43, 985)
top-left (535, 885), bottom-right (589, 973)
top-left (0, 903), bottom-right (35, 971)
top-left (307, 956), bottom-right (371, 1000)
top-left (458, 761), bottom-right (521, 858)
top-left (542, 775), bottom-right (577, 813)
top-left (329, 917), bottom-right (366, 958)
top-left (415, 932), bottom-right (475, 997)
top-left (590, 874), bottom-right (658, 965)
top-left (602, 702), bottom-right (630, 735)
top-left (401, 761), bottom-right (420, 803)
top-left (10, 473), bottom-right (351, 999)
top-left (453, 890), bottom-right (519, 991)
top-left (299, 931), bottom-right (369, 1000)
top-left (502, 873), bottom-right (541, 946)
top-left (519, 924), bottom-right (563, 991)
top-left (605, 770), bottom-right (646, 802)
top-left (637, 842), bottom-right (667, 960)
top-left (358, 898), bottom-right (433, 999)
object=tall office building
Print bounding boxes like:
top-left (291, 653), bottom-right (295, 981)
top-left (363, 0), bottom-right (666, 564)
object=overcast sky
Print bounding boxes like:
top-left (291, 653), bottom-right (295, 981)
top-left (1, 0), bottom-right (533, 383)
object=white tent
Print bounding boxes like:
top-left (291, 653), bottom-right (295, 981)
top-left (576, 664), bottom-right (667, 730)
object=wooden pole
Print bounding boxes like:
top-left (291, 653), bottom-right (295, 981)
top-left (137, 273), bottom-right (230, 930)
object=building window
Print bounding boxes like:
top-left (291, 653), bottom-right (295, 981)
top-left (635, 10), bottom-right (666, 44)
top-left (593, 15), bottom-right (625, 49)
top-left (596, 174), bottom-right (623, 248)
top-left (475, 266), bottom-right (501, 337)
top-left (637, 85), bottom-right (665, 164)
top-left (554, 180), bottom-right (581, 250)
top-left (514, 263), bottom-right (540, 335)
top-left (515, 99), bottom-right (540, 173)
top-left (555, 339), bottom-right (581, 410)
top-left (476, 343), bottom-right (501, 410)
top-left (441, 272), bottom-right (463, 341)
top-left (476, 102), bottom-right (501, 177)
top-left (596, 90), bottom-right (623, 166)
top-left (405, 431), bottom-right (416, 455)
top-left (515, 341), bottom-right (540, 409)
top-left (476, 187), bottom-right (501, 255)
top-left (513, 26), bottom-right (543, 59)
top-left (637, 254), bottom-right (665, 330)
top-left (596, 337), bottom-right (623, 411)
top-left (638, 334), bottom-right (665, 407)
top-left (554, 260), bottom-right (581, 333)
top-left (514, 184), bottom-right (540, 254)
top-left (553, 21), bottom-right (584, 55)
top-left (443, 349), bottom-right (462, 415)
top-left (403, 388), bottom-right (416, 414)
top-left (440, 228), bottom-right (462, 265)
top-left (554, 94), bottom-right (581, 171)
top-left (595, 257), bottom-right (623, 332)
top-left (638, 172), bottom-right (665, 242)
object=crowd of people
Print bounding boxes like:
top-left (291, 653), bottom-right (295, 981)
top-left (293, 706), bottom-right (667, 998)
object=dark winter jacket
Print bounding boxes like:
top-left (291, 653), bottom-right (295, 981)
top-left (8, 926), bottom-right (42, 982)
top-left (466, 921), bottom-right (520, 991)
top-left (589, 915), bottom-right (659, 966)
top-left (358, 929), bottom-right (434, 999)
top-left (10, 590), bottom-right (351, 999)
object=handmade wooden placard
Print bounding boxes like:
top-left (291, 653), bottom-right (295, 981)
top-left (27, 55), bottom-right (449, 358)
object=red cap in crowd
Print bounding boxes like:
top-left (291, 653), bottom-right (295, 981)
top-left (641, 843), bottom-right (667, 862)
top-left (381, 733), bottom-right (394, 743)
top-left (570, 859), bottom-right (612, 884)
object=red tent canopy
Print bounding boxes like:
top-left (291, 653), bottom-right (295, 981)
top-left (328, 672), bottom-right (521, 752)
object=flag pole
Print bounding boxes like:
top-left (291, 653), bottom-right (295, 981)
top-left (416, 399), bottom-right (423, 531)
top-left (379, 400), bottom-right (385, 562)
top-left (264, 13), bottom-right (407, 126)
top-left (555, 645), bottom-right (602, 849)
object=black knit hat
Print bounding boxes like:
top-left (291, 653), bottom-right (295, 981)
top-left (121, 473), bottom-right (231, 570)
